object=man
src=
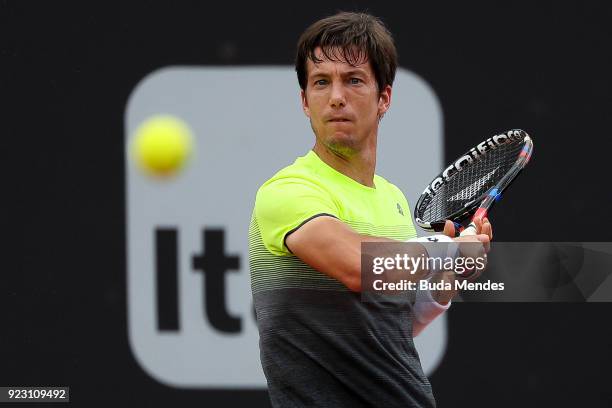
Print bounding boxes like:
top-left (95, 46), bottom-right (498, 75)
top-left (249, 12), bottom-right (492, 407)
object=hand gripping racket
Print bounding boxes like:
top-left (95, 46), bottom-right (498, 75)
top-left (414, 129), bottom-right (533, 236)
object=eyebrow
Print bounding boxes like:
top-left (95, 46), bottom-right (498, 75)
top-left (344, 68), bottom-right (368, 77)
top-left (309, 67), bottom-right (369, 78)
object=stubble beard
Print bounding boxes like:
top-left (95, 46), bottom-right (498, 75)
top-left (311, 119), bottom-right (359, 158)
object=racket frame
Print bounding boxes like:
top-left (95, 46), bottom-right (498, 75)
top-left (414, 129), bottom-right (533, 232)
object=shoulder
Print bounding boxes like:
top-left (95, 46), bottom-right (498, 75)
top-left (252, 157), bottom-right (339, 255)
top-left (258, 166), bottom-right (326, 201)
top-left (256, 154), bottom-right (335, 204)
top-left (255, 157), bottom-right (339, 220)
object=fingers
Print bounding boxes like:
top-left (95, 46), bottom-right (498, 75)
top-left (477, 217), bottom-right (493, 242)
top-left (472, 216), bottom-right (493, 242)
top-left (476, 233), bottom-right (491, 253)
top-left (482, 217), bottom-right (493, 241)
top-left (472, 217), bottom-right (483, 234)
top-left (451, 218), bottom-right (493, 281)
top-left (446, 217), bottom-right (493, 242)
top-left (443, 220), bottom-right (456, 238)
top-left (454, 233), bottom-right (490, 251)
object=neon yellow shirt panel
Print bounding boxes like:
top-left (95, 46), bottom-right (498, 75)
top-left (254, 150), bottom-right (416, 256)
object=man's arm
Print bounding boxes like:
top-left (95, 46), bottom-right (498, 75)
top-left (412, 277), bottom-right (453, 337)
top-left (285, 215), bottom-right (425, 292)
top-left (285, 216), bottom-right (492, 294)
top-left (412, 218), bottom-right (493, 336)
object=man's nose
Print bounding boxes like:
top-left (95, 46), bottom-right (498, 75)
top-left (329, 82), bottom-right (347, 108)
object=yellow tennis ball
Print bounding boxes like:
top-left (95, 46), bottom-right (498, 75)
top-left (131, 115), bottom-right (194, 177)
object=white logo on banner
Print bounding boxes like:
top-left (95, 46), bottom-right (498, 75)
top-left (125, 66), bottom-right (446, 388)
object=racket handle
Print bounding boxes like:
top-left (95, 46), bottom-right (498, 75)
top-left (459, 223), bottom-right (477, 236)
top-left (459, 208), bottom-right (488, 237)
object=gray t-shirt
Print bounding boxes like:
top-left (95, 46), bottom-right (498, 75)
top-left (251, 285), bottom-right (435, 407)
top-left (249, 153), bottom-right (436, 407)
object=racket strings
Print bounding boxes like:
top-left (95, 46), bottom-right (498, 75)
top-left (420, 141), bottom-right (524, 222)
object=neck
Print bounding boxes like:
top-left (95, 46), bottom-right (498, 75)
top-left (313, 138), bottom-right (377, 188)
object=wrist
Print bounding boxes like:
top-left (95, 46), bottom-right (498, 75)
top-left (407, 235), bottom-right (459, 276)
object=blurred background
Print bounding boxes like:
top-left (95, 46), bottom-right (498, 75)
top-left (3, 1), bottom-right (612, 406)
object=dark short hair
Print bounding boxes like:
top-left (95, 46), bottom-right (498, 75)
top-left (295, 12), bottom-right (398, 92)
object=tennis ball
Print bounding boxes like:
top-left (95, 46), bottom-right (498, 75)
top-left (131, 115), bottom-right (194, 177)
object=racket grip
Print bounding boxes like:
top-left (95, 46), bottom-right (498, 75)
top-left (460, 208), bottom-right (487, 237)
top-left (459, 223), bottom-right (477, 236)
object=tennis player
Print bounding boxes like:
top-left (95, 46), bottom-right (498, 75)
top-left (249, 12), bottom-right (492, 407)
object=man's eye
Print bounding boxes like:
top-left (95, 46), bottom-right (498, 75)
top-left (349, 78), bottom-right (362, 84)
top-left (314, 79), bottom-right (328, 86)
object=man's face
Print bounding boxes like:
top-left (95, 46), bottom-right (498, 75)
top-left (301, 47), bottom-right (391, 155)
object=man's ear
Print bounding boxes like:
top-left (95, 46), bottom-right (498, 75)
top-left (378, 85), bottom-right (392, 117)
top-left (301, 89), bottom-right (311, 118)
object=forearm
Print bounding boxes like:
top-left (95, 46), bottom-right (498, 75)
top-left (412, 279), bottom-right (453, 337)
top-left (429, 271), bottom-right (458, 305)
top-left (287, 216), bottom-right (430, 292)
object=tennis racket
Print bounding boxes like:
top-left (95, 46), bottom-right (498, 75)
top-left (414, 129), bottom-right (533, 236)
